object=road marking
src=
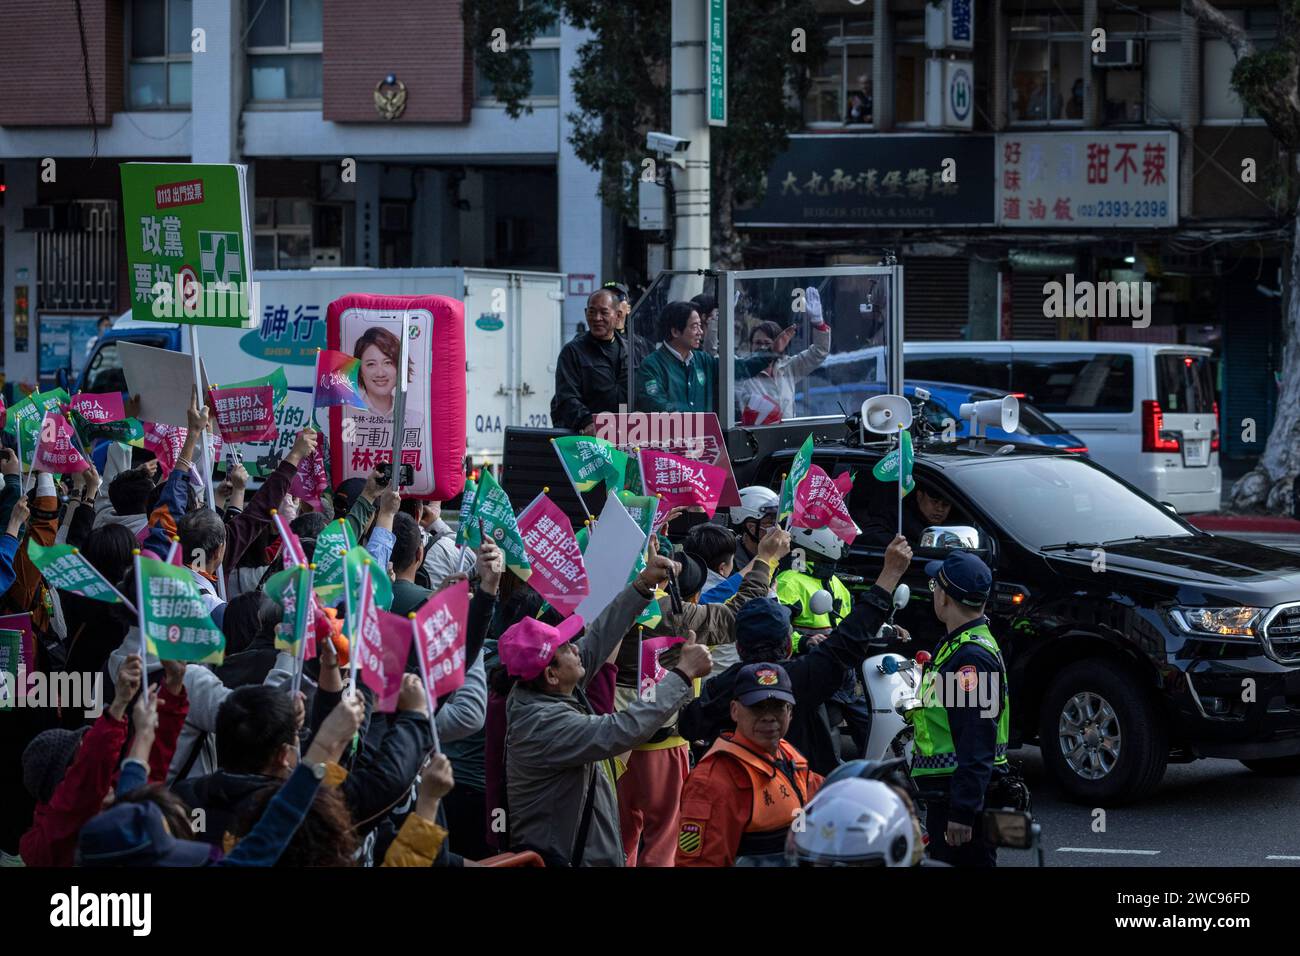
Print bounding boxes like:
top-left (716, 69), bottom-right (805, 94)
top-left (1056, 847), bottom-right (1160, 856)
top-left (1266, 855), bottom-right (1300, 861)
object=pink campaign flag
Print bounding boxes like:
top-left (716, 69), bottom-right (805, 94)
top-left (412, 579), bottom-right (469, 701)
top-left (208, 385), bottom-right (277, 442)
top-left (289, 443), bottom-right (329, 507)
top-left (141, 422), bottom-right (223, 479)
top-left (33, 412), bottom-right (90, 474)
top-left (638, 635), bottom-right (686, 700)
top-left (141, 422), bottom-right (186, 475)
top-left (637, 448), bottom-right (728, 518)
top-left (353, 567), bottom-right (413, 712)
top-left (517, 493), bottom-right (589, 618)
top-left (793, 464), bottom-right (861, 545)
top-left (833, 471), bottom-right (854, 499)
top-left (68, 392), bottom-right (126, 425)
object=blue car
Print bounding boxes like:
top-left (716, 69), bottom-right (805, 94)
top-left (876, 380), bottom-right (1089, 454)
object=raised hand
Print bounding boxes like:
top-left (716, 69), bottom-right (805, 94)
top-left (675, 630), bottom-right (712, 680)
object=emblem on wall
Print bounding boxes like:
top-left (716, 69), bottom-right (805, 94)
top-left (374, 73), bottom-right (407, 120)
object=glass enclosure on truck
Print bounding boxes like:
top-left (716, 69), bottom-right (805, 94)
top-left (624, 266), bottom-right (905, 432)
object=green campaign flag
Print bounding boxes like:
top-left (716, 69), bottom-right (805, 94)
top-left (3, 390), bottom-right (67, 467)
top-left (120, 163), bottom-right (255, 328)
top-left (475, 470), bottom-right (531, 581)
top-left (27, 541), bottom-right (126, 605)
top-left (343, 545), bottom-right (393, 612)
top-left (552, 436), bottom-right (628, 493)
top-left (0, 629), bottom-right (21, 711)
top-left (265, 564), bottom-right (312, 654)
top-left (616, 491), bottom-right (661, 541)
top-left (4, 396), bottom-right (41, 466)
top-left (312, 518), bottom-right (357, 603)
top-left (137, 556), bottom-right (225, 664)
top-left (221, 365), bottom-right (289, 409)
top-left (456, 477), bottom-right (479, 548)
top-left (872, 429), bottom-right (915, 495)
top-left (70, 409), bottom-right (144, 447)
top-left (622, 453), bottom-right (643, 495)
top-left (779, 434), bottom-right (815, 521)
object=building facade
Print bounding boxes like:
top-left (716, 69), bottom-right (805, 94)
top-left (0, 0), bottom-right (606, 392)
top-left (732, 0), bottom-right (1284, 463)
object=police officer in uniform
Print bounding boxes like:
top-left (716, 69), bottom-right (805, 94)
top-left (675, 663), bottom-right (823, 866)
top-left (909, 551), bottom-right (1010, 867)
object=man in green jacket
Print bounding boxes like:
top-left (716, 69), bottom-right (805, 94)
top-left (637, 301), bottom-right (715, 414)
top-left (636, 300), bottom-right (780, 415)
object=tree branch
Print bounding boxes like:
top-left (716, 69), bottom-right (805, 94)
top-left (1181, 0), bottom-right (1255, 59)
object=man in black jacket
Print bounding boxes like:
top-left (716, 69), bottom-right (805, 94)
top-left (552, 288), bottom-right (628, 433)
top-left (678, 534), bottom-right (913, 775)
top-left (861, 485), bottom-right (956, 548)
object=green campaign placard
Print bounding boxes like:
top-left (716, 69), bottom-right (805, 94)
top-left (138, 556), bottom-right (225, 664)
top-left (28, 541), bottom-right (126, 605)
top-left (120, 163), bottom-right (257, 329)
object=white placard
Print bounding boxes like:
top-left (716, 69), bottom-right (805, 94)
top-left (574, 493), bottom-right (650, 625)
top-left (119, 341), bottom-right (212, 427)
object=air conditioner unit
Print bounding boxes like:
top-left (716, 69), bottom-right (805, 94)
top-left (1093, 39), bottom-right (1143, 68)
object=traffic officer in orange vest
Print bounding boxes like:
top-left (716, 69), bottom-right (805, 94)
top-left (675, 663), bottom-right (823, 866)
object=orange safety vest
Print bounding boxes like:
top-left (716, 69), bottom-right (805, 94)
top-left (703, 734), bottom-right (812, 857)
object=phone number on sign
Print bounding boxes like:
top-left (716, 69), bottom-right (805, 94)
top-left (1077, 199), bottom-right (1170, 219)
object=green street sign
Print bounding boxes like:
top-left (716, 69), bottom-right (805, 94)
top-left (707, 0), bottom-right (727, 127)
top-left (120, 163), bottom-right (258, 329)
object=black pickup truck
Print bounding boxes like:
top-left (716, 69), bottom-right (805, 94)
top-left (750, 430), bottom-right (1300, 805)
top-left (501, 422), bottom-right (1300, 805)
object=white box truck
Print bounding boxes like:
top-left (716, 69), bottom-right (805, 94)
top-left (75, 267), bottom-right (564, 475)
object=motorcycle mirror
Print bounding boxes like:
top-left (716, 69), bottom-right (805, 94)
top-left (808, 589), bottom-right (834, 617)
top-left (915, 650), bottom-right (932, 667)
top-left (880, 656), bottom-right (900, 675)
top-left (892, 583), bottom-right (910, 609)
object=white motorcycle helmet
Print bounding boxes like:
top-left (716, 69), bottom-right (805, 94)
top-left (731, 485), bottom-right (779, 528)
top-left (785, 778), bottom-right (916, 867)
top-left (789, 524), bottom-right (846, 562)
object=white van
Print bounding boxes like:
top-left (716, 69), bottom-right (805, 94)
top-left (904, 341), bottom-right (1221, 513)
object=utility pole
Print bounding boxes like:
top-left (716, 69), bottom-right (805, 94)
top-left (670, 0), bottom-right (711, 271)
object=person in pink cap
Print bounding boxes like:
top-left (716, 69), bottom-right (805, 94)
top-left (500, 541), bottom-right (714, 867)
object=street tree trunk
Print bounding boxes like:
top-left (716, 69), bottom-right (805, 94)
top-left (1182, 0), bottom-right (1300, 514)
top-left (711, 160), bottom-right (745, 271)
top-left (1230, 192), bottom-right (1300, 513)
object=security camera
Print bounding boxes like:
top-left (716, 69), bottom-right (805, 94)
top-left (647, 131), bottom-right (691, 154)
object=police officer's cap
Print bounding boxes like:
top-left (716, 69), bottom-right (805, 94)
top-left (924, 551), bottom-right (992, 608)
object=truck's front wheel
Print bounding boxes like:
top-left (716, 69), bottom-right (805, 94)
top-left (1038, 660), bottom-right (1168, 805)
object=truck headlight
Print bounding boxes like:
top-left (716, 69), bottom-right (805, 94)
top-left (1170, 606), bottom-right (1267, 641)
